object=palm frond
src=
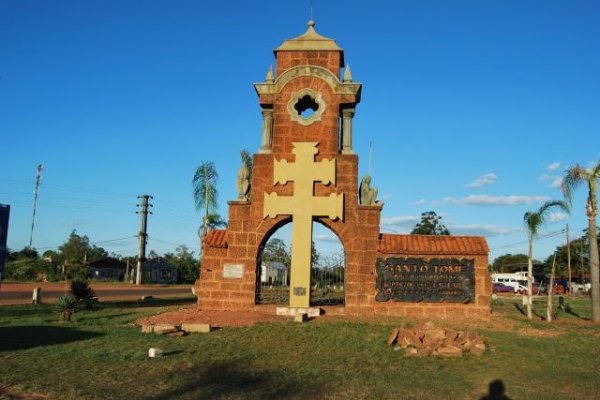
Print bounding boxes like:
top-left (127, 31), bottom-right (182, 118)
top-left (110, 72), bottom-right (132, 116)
top-left (562, 164), bottom-right (587, 203)
top-left (240, 149), bottom-right (253, 174)
top-left (192, 161), bottom-right (219, 211)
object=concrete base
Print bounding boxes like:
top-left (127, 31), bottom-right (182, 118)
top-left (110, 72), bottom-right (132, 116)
top-left (276, 307), bottom-right (320, 318)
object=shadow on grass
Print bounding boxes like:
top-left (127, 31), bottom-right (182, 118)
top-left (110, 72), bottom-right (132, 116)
top-left (0, 325), bottom-right (104, 352)
top-left (479, 379), bottom-right (512, 400)
top-left (147, 362), bottom-right (323, 400)
top-left (513, 303), bottom-right (546, 320)
top-left (564, 304), bottom-right (590, 321)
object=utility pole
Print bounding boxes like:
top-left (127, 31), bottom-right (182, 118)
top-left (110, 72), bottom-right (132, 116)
top-left (135, 195), bottom-right (152, 285)
top-left (29, 164), bottom-right (44, 249)
top-left (567, 223), bottom-right (572, 295)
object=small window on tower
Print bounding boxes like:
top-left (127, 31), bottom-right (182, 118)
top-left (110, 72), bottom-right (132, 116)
top-left (287, 89), bottom-right (326, 126)
top-left (294, 95), bottom-right (319, 119)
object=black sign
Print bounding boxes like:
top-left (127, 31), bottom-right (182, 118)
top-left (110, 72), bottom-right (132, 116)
top-left (0, 204), bottom-right (9, 280)
top-left (375, 257), bottom-right (475, 303)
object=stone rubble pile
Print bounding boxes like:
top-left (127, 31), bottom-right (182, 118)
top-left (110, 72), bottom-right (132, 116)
top-left (387, 322), bottom-right (486, 358)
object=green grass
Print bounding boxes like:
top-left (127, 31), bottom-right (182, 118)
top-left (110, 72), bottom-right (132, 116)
top-left (1, 296), bottom-right (600, 399)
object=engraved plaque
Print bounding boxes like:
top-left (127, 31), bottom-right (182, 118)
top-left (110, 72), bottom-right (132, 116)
top-left (375, 257), bottom-right (475, 303)
top-left (223, 263), bottom-right (244, 279)
top-left (293, 287), bottom-right (306, 296)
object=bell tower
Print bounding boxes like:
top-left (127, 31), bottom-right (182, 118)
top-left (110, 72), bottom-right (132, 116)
top-left (254, 20), bottom-right (361, 158)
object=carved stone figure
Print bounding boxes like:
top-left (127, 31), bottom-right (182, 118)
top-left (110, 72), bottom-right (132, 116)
top-left (237, 161), bottom-right (251, 201)
top-left (359, 174), bottom-right (378, 205)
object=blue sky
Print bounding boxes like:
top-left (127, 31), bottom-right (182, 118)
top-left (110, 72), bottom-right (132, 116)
top-left (1, 0), bottom-right (599, 262)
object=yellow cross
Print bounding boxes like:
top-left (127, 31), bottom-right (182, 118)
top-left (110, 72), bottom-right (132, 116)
top-left (264, 142), bottom-right (344, 307)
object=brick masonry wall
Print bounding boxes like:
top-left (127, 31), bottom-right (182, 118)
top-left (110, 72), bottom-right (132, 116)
top-left (196, 37), bottom-right (491, 319)
top-left (345, 253), bottom-right (492, 319)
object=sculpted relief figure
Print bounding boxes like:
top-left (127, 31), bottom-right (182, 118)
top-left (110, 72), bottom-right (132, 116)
top-left (237, 151), bottom-right (252, 201)
top-left (359, 174), bottom-right (379, 205)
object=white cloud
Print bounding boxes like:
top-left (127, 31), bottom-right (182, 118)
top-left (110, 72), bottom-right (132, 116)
top-left (315, 234), bottom-right (340, 243)
top-left (547, 212), bottom-right (568, 223)
top-left (381, 215), bottom-right (420, 227)
top-left (466, 173), bottom-right (497, 188)
top-left (411, 198), bottom-right (427, 206)
top-left (441, 194), bottom-right (550, 206)
top-left (381, 215), bottom-right (421, 233)
top-left (448, 224), bottom-right (522, 237)
top-left (546, 162), bottom-right (561, 171)
top-left (539, 174), bottom-right (563, 188)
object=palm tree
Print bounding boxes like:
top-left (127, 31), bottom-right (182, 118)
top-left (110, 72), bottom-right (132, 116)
top-left (562, 162), bottom-right (600, 322)
top-left (192, 161), bottom-right (219, 239)
top-left (524, 200), bottom-right (570, 319)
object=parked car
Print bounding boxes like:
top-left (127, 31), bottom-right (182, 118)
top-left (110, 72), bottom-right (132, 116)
top-left (493, 283), bottom-right (514, 293)
top-left (571, 280), bottom-right (592, 294)
top-left (516, 284), bottom-right (539, 295)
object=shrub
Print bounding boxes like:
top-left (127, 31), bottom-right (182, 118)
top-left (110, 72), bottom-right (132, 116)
top-left (70, 279), bottom-right (97, 309)
top-left (56, 294), bottom-right (77, 321)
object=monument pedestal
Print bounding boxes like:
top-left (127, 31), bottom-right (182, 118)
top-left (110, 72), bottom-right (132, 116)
top-left (276, 307), bottom-right (321, 318)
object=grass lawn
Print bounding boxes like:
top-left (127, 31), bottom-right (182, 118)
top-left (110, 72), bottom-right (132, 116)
top-left (1, 295), bottom-right (600, 400)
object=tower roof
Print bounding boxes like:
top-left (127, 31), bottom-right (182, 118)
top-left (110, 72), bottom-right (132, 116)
top-left (275, 21), bottom-right (343, 53)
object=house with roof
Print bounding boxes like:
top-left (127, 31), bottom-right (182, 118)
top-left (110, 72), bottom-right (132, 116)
top-left (141, 257), bottom-right (178, 284)
top-left (89, 257), bottom-right (127, 281)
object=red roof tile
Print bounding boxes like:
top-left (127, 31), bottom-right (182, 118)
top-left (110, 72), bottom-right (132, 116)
top-left (204, 229), bottom-right (228, 248)
top-left (378, 234), bottom-right (488, 256)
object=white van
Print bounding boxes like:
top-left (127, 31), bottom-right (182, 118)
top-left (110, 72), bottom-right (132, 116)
top-left (491, 273), bottom-right (529, 293)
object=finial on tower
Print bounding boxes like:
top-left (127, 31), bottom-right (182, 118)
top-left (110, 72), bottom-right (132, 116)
top-left (343, 64), bottom-right (353, 82)
top-left (266, 65), bottom-right (274, 83)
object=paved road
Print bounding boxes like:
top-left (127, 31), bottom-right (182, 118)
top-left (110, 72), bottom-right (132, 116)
top-left (0, 282), bottom-right (194, 305)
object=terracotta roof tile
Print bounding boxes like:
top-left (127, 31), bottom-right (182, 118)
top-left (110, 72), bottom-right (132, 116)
top-left (378, 234), bottom-right (489, 256)
top-left (204, 229), bottom-right (228, 248)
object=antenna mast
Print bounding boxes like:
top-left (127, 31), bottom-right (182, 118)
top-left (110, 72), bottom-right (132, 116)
top-left (29, 164), bottom-right (43, 249)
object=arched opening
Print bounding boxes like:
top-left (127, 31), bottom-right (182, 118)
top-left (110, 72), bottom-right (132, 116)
top-left (256, 221), bottom-right (292, 305)
top-left (311, 221), bottom-right (345, 306)
top-left (256, 220), bottom-right (345, 306)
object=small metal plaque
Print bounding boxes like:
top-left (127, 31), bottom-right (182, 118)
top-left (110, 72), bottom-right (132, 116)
top-left (375, 257), bottom-right (475, 303)
top-left (293, 287), bottom-right (307, 296)
top-left (223, 263), bottom-right (244, 279)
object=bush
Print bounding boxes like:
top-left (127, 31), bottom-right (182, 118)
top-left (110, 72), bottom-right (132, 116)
top-left (4, 258), bottom-right (59, 281)
top-left (70, 279), bottom-right (97, 309)
top-left (56, 294), bottom-right (77, 321)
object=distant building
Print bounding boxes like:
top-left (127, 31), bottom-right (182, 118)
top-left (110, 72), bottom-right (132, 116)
top-left (260, 261), bottom-right (288, 286)
top-left (89, 258), bottom-right (127, 281)
top-left (142, 257), bottom-right (178, 284)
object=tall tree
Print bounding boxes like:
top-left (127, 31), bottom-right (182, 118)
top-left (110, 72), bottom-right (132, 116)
top-left (562, 161), bottom-right (600, 322)
top-left (523, 200), bottom-right (570, 319)
top-left (262, 238), bottom-right (290, 266)
top-left (164, 245), bottom-right (199, 283)
top-left (192, 161), bottom-right (219, 239)
top-left (411, 211), bottom-right (450, 235)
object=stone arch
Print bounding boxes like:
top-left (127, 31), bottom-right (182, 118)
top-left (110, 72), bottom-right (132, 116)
top-left (255, 216), bottom-right (292, 305)
top-left (273, 65), bottom-right (341, 94)
top-left (312, 219), bottom-right (346, 306)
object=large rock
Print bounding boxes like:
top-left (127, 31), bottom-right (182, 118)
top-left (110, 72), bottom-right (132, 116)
top-left (437, 345), bottom-right (463, 358)
top-left (398, 328), bottom-right (421, 348)
top-left (181, 323), bottom-right (211, 333)
top-left (154, 324), bottom-right (180, 335)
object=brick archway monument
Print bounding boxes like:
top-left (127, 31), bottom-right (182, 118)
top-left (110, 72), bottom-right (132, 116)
top-left (197, 21), bottom-right (492, 318)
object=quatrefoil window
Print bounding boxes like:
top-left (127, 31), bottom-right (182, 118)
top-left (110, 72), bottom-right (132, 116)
top-left (287, 89), bottom-right (326, 126)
